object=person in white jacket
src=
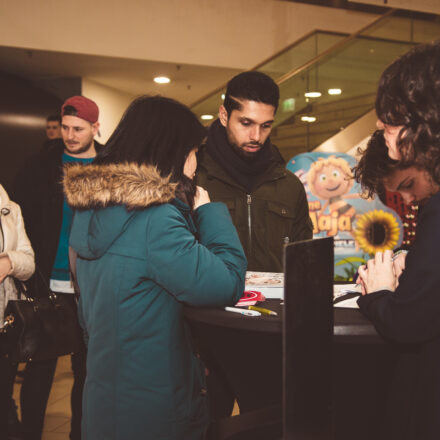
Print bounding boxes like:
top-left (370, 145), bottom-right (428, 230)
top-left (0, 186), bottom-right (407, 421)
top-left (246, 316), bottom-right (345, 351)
top-left (0, 184), bottom-right (35, 437)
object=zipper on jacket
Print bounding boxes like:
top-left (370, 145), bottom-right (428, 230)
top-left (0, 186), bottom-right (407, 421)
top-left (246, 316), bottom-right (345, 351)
top-left (247, 194), bottom-right (252, 251)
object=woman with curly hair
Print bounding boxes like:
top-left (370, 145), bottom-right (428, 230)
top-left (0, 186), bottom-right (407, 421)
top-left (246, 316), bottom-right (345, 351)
top-left (354, 41), bottom-right (440, 440)
top-left (354, 130), bottom-right (437, 206)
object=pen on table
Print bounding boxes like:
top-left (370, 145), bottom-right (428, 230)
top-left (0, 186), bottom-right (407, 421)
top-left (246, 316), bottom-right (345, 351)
top-left (247, 305), bottom-right (278, 316)
top-left (224, 306), bottom-right (261, 317)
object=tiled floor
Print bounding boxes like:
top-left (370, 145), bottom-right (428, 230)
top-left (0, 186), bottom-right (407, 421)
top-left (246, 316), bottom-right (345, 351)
top-left (13, 356), bottom-right (72, 440)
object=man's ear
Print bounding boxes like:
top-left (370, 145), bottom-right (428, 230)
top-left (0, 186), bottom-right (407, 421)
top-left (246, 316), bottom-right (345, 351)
top-left (92, 122), bottom-right (100, 136)
top-left (219, 105), bottom-right (229, 128)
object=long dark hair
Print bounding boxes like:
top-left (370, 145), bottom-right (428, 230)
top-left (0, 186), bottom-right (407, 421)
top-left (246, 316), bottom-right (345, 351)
top-left (94, 96), bottom-right (206, 208)
top-left (375, 40), bottom-right (440, 185)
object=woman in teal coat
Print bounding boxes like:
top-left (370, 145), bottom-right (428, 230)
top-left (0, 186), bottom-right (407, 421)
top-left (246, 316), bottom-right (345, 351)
top-left (64, 96), bottom-right (247, 440)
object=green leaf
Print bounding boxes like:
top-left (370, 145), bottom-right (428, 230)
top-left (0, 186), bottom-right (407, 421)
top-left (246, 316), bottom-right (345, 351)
top-left (336, 257), bottom-right (367, 266)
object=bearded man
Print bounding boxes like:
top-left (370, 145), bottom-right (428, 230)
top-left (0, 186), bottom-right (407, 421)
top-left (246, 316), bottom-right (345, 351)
top-left (14, 96), bottom-right (103, 440)
top-left (196, 71), bottom-right (312, 273)
top-left (195, 72), bottom-right (312, 422)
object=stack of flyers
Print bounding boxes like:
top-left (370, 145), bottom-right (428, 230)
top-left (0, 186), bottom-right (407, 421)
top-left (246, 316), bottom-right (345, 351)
top-left (245, 272), bottom-right (284, 299)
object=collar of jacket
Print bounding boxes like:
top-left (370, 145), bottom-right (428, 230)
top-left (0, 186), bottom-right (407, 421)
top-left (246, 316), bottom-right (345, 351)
top-left (0, 185), bottom-right (12, 213)
top-left (197, 146), bottom-right (288, 192)
top-left (63, 162), bottom-right (177, 210)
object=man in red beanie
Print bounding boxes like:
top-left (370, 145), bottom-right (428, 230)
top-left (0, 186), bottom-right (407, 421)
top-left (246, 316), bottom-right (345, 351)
top-left (14, 96), bottom-right (104, 440)
top-left (61, 96), bottom-right (100, 157)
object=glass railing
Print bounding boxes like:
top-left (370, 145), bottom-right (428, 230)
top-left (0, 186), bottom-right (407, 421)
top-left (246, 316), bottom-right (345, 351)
top-left (272, 12), bottom-right (440, 158)
top-left (191, 11), bottom-right (440, 158)
top-left (190, 30), bottom-right (348, 123)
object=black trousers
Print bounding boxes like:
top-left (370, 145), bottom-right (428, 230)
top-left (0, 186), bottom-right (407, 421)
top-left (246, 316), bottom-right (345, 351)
top-left (20, 293), bottom-right (87, 440)
top-left (0, 355), bottom-right (18, 437)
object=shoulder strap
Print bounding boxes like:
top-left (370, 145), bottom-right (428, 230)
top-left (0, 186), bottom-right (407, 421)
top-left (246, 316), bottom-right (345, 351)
top-left (12, 278), bottom-right (28, 300)
top-left (13, 266), bottom-right (50, 300)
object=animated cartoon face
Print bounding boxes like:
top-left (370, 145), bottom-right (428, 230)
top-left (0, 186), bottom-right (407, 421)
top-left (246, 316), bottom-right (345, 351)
top-left (311, 164), bottom-right (352, 200)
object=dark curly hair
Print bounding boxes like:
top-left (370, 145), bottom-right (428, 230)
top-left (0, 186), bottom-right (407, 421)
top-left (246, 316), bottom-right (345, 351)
top-left (376, 40), bottom-right (440, 185)
top-left (353, 130), bottom-right (405, 198)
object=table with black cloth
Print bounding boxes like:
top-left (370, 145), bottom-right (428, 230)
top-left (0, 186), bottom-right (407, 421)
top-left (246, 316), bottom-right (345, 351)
top-left (185, 298), bottom-right (397, 440)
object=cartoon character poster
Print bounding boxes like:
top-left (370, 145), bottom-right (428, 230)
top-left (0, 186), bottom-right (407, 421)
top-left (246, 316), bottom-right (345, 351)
top-left (287, 152), bottom-right (403, 281)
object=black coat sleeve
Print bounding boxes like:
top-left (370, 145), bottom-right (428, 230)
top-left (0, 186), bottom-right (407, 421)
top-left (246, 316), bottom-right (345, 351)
top-left (358, 194), bottom-right (440, 344)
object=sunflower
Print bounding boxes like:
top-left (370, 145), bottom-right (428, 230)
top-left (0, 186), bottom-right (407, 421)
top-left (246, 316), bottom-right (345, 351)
top-left (354, 210), bottom-right (400, 255)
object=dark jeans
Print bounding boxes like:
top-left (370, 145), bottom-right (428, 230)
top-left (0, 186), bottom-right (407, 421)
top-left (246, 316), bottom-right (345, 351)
top-left (206, 361), bottom-right (235, 418)
top-left (192, 323), bottom-right (282, 418)
top-left (70, 348), bottom-right (87, 440)
top-left (20, 293), bottom-right (87, 440)
top-left (20, 357), bottom-right (57, 440)
top-left (0, 355), bottom-right (18, 436)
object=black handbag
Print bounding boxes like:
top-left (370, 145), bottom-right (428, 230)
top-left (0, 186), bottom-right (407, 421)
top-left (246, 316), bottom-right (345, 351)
top-left (1, 269), bottom-right (83, 363)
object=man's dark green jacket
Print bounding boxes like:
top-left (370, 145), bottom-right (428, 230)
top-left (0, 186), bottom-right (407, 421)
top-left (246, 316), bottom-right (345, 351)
top-left (196, 146), bottom-right (313, 272)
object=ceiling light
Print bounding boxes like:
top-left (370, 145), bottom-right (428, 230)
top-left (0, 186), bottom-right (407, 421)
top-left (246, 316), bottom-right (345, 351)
top-left (328, 88), bottom-right (342, 95)
top-left (201, 114), bottom-right (214, 120)
top-left (304, 91), bottom-right (321, 98)
top-left (221, 94), bottom-right (225, 100)
top-left (154, 76), bottom-right (170, 84)
top-left (301, 116), bottom-right (316, 123)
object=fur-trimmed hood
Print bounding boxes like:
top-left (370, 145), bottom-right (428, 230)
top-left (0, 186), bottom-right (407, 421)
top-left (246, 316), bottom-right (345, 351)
top-left (66, 163), bottom-right (179, 260)
top-left (63, 162), bottom-right (177, 210)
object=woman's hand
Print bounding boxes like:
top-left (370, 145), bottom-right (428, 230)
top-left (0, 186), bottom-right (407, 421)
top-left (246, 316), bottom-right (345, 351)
top-left (357, 250), bottom-right (396, 295)
top-left (392, 251), bottom-right (407, 286)
top-left (194, 186), bottom-right (210, 210)
top-left (0, 255), bottom-right (12, 284)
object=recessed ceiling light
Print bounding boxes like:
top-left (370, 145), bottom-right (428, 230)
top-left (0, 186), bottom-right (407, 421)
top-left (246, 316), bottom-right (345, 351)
top-left (304, 92), bottom-right (321, 98)
top-left (328, 88), bottom-right (342, 95)
top-left (201, 114), bottom-right (214, 120)
top-left (154, 76), bottom-right (171, 84)
top-left (301, 116), bottom-right (316, 123)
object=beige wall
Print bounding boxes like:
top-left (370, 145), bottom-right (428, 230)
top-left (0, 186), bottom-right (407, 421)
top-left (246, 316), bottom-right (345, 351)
top-left (82, 79), bottom-right (135, 143)
top-left (0, 0), bottom-right (377, 70)
top-left (350, 0), bottom-right (440, 15)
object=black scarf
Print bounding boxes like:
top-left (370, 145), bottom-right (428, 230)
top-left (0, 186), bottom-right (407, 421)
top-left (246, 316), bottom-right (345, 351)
top-left (206, 119), bottom-right (277, 193)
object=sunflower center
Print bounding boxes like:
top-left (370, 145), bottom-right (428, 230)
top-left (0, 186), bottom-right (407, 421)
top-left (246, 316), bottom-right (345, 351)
top-left (366, 221), bottom-right (386, 246)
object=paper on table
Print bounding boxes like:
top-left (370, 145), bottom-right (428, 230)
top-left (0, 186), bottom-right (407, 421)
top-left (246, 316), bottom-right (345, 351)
top-left (333, 284), bottom-right (361, 297)
top-left (245, 271), bottom-right (284, 299)
top-left (244, 275), bottom-right (362, 305)
top-left (333, 295), bottom-right (360, 309)
top-left (333, 284), bottom-right (361, 309)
